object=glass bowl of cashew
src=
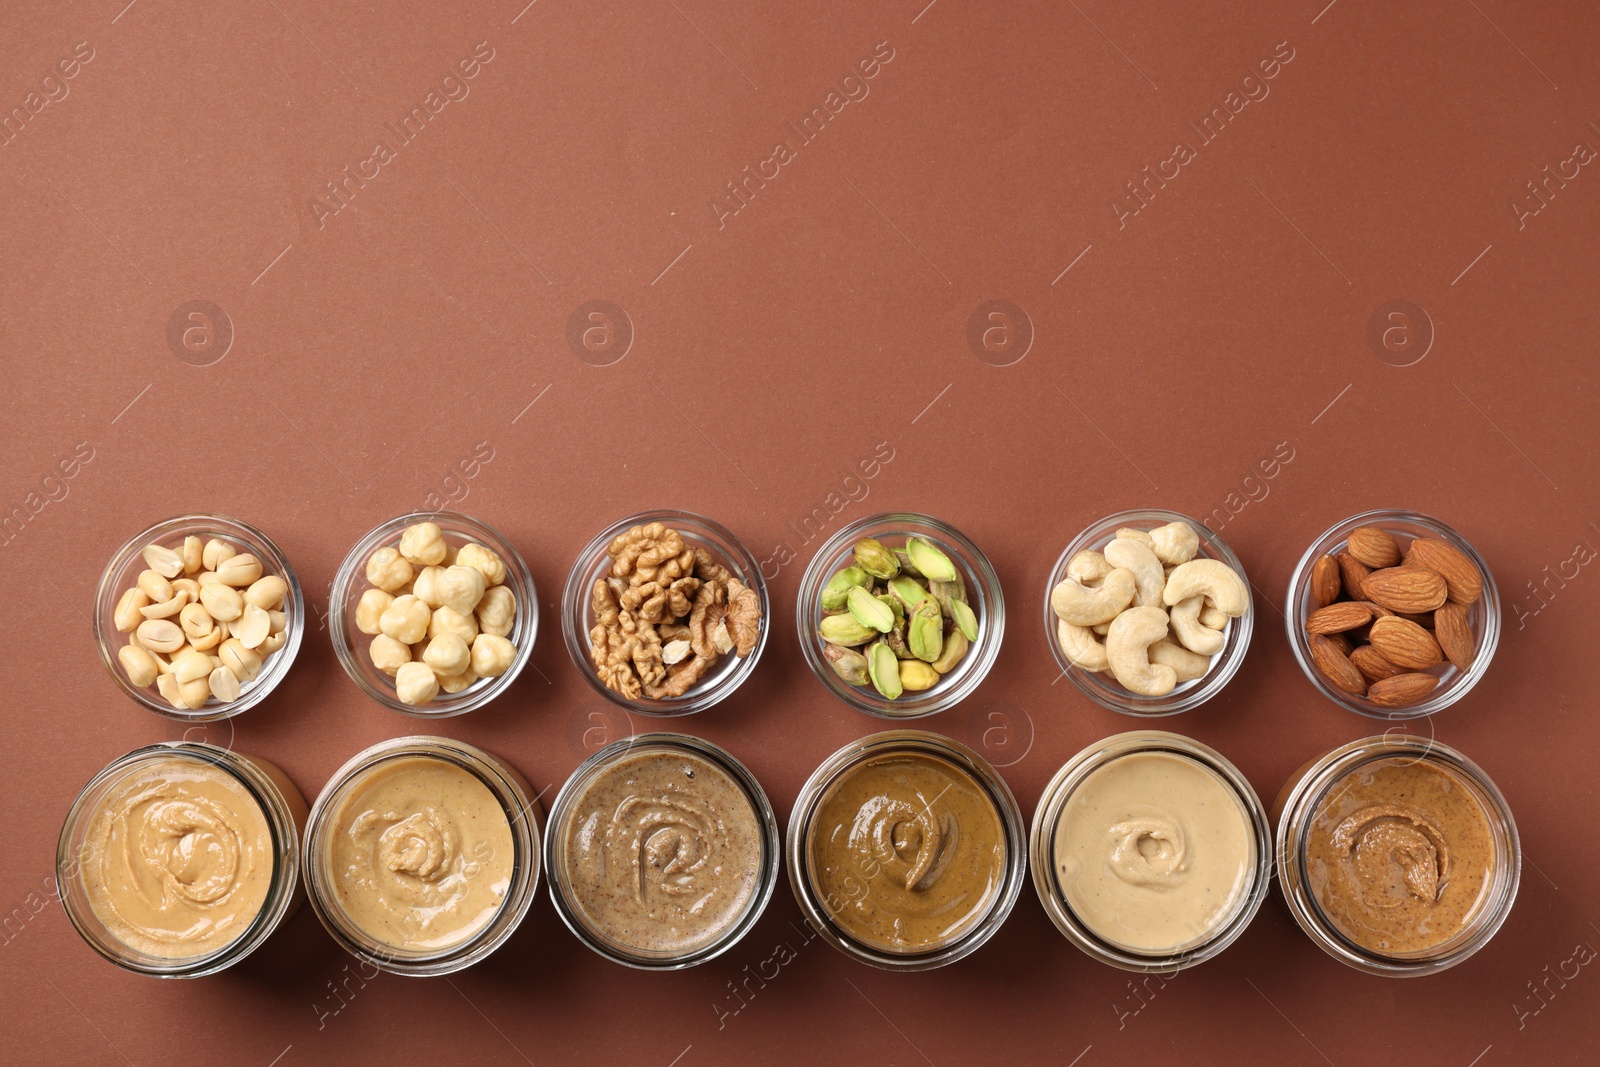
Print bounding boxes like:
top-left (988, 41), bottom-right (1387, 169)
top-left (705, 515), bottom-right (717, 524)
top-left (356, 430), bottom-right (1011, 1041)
top-left (1045, 509), bottom-right (1253, 716)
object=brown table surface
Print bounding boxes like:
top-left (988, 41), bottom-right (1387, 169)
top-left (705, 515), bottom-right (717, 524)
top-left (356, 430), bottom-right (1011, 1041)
top-left (5, 0), bottom-right (1598, 1063)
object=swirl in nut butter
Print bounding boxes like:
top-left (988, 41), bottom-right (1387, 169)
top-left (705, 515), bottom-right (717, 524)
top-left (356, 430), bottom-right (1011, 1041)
top-left (562, 750), bottom-right (763, 955)
top-left (328, 756), bottom-right (514, 952)
top-left (1306, 757), bottom-right (1494, 955)
top-left (81, 758), bottom-right (273, 959)
top-left (1052, 751), bottom-right (1255, 954)
top-left (808, 751), bottom-right (1005, 953)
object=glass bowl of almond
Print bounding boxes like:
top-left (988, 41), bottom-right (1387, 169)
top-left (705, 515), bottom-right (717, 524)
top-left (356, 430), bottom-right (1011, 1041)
top-left (1286, 510), bottom-right (1500, 719)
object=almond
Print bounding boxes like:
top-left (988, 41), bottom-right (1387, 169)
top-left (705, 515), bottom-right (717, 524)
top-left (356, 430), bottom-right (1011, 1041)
top-left (1324, 631), bottom-right (1353, 654)
top-left (1354, 600), bottom-right (1393, 618)
top-left (1406, 538), bottom-right (1484, 605)
top-left (1309, 633), bottom-right (1366, 695)
top-left (1369, 616), bottom-right (1444, 669)
top-left (1349, 644), bottom-right (1403, 683)
top-left (1306, 601), bottom-right (1373, 634)
top-left (1336, 552), bottom-right (1371, 601)
top-left (1346, 526), bottom-right (1402, 569)
top-left (1435, 601), bottom-right (1475, 671)
top-left (1368, 672), bottom-right (1439, 708)
top-left (1361, 566), bottom-right (1449, 614)
top-left (1310, 555), bottom-right (1342, 608)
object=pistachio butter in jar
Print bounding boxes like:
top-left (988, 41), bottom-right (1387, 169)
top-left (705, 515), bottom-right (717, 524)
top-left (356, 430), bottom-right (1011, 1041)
top-left (788, 731), bottom-right (1026, 969)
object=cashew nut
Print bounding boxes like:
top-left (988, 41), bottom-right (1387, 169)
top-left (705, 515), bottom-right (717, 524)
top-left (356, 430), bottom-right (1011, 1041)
top-left (1162, 558), bottom-right (1249, 617)
top-left (1149, 637), bottom-right (1211, 682)
top-left (1105, 605), bottom-right (1177, 696)
top-left (1092, 621), bottom-right (1112, 635)
top-left (1115, 527), bottom-right (1154, 548)
top-left (1169, 594), bottom-right (1224, 656)
top-left (1050, 568), bottom-right (1135, 626)
top-left (1056, 619), bottom-right (1109, 671)
top-left (1104, 537), bottom-right (1165, 608)
top-left (1199, 602), bottom-right (1229, 630)
top-left (1066, 549), bottom-right (1112, 586)
top-left (1150, 521), bottom-right (1200, 565)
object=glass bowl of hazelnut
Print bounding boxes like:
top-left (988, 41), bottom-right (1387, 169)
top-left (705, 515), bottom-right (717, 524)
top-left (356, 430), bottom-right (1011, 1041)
top-left (330, 512), bottom-right (537, 717)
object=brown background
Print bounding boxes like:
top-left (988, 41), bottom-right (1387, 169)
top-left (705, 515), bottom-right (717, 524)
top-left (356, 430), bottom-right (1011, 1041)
top-left (3, 0), bottom-right (1597, 1063)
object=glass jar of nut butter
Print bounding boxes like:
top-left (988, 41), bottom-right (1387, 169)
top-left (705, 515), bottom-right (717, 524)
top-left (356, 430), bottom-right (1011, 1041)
top-left (1274, 736), bottom-right (1520, 975)
top-left (788, 730), bottom-right (1026, 970)
top-left (57, 742), bottom-right (307, 976)
top-left (304, 737), bottom-right (543, 975)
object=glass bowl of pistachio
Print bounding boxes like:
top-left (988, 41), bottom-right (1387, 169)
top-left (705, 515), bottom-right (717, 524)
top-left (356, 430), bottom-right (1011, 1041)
top-left (798, 513), bottom-right (1004, 719)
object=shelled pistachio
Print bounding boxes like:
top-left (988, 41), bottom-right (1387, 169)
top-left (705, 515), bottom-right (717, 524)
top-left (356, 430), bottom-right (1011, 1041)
top-left (817, 534), bottom-right (980, 700)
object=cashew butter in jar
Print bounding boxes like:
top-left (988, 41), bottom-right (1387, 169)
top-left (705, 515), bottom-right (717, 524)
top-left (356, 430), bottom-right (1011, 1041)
top-left (304, 737), bottom-right (542, 975)
top-left (1030, 731), bottom-right (1271, 971)
top-left (789, 731), bottom-right (1026, 970)
top-left (57, 742), bottom-right (307, 976)
top-left (545, 733), bottom-right (780, 968)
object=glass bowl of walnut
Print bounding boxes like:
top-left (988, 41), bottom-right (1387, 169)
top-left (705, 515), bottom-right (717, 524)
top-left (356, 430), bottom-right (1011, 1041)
top-left (330, 512), bottom-right (537, 717)
top-left (561, 511), bottom-right (769, 716)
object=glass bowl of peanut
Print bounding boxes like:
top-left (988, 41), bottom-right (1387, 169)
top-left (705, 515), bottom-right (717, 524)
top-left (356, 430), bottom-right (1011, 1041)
top-left (94, 514), bottom-right (304, 722)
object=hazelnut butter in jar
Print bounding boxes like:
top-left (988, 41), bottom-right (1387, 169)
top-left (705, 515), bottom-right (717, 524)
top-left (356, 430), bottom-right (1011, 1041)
top-left (304, 737), bottom-right (543, 975)
top-left (1274, 736), bottom-right (1520, 975)
top-left (57, 742), bottom-right (308, 976)
top-left (1030, 731), bottom-right (1270, 971)
top-left (545, 733), bottom-right (780, 968)
top-left (788, 731), bottom-right (1026, 970)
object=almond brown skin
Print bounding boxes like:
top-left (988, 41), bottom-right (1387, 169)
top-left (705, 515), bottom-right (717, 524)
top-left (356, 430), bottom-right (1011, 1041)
top-left (1307, 602), bottom-right (1373, 634)
top-left (1350, 644), bottom-right (1403, 683)
top-left (1407, 538), bottom-right (1484, 605)
top-left (1310, 555), bottom-right (1342, 608)
top-left (1369, 616), bottom-right (1444, 669)
top-left (1336, 552), bottom-right (1371, 601)
top-left (1435, 601), bottom-right (1476, 671)
top-left (1368, 672), bottom-right (1439, 708)
top-left (1310, 633), bottom-right (1367, 695)
top-left (1361, 566), bottom-right (1449, 614)
top-left (1346, 526), bottom-right (1402, 569)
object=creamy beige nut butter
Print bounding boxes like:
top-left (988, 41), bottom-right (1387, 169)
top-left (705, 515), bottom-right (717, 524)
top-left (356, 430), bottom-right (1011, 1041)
top-left (328, 756), bottom-right (515, 951)
top-left (808, 751), bottom-right (1006, 954)
top-left (80, 757), bottom-right (274, 958)
top-left (561, 749), bottom-right (762, 955)
top-left (1305, 756), bottom-right (1494, 955)
top-left (1054, 751), bottom-right (1254, 954)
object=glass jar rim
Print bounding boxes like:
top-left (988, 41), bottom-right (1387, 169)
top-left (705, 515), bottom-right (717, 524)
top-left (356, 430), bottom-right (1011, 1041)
top-left (302, 735), bottom-right (542, 975)
top-left (94, 513), bottom-right (305, 723)
top-left (328, 510), bottom-right (539, 718)
top-left (1273, 735), bottom-right (1521, 975)
top-left (1029, 730), bottom-right (1271, 971)
top-left (795, 512), bottom-right (1005, 720)
top-left (560, 510), bottom-right (770, 716)
top-left (56, 741), bottom-right (303, 977)
top-left (786, 729), bottom-right (1026, 970)
top-left (542, 732), bottom-right (781, 969)
top-left (1044, 509), bottom-right (1253, 717)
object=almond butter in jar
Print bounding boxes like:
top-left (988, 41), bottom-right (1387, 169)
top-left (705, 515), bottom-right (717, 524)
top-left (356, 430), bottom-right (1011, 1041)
top-left (1274, 736), bottom-right (1520, 976)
